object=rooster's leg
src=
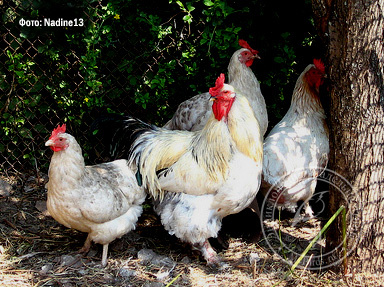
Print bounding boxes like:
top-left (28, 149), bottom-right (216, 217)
top-left (101, 244), bottom-right (109, 267)
top-left (78, 234), bottom-right (92, 254)
top-left (193, 240), bottom-right (221, 266)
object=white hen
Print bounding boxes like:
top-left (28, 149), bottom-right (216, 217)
top-left (253, 59), bottom-right (329, 217)
top-left (45, 124), bottom-right (146, 266)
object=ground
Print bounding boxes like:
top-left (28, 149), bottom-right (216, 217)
top-left (0, 172), bottom-right (382, 287)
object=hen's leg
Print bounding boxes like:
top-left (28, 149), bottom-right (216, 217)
top-left (248, 198), bottom-right (261, 218)
top-left (101, 244), bottom-right (109, 267)
top-left (78, 234), bottom-right (92, 254)
top-left (193, 240), bottom-right (221, 266)
top-left (304, 201), bottom-right (314, 218)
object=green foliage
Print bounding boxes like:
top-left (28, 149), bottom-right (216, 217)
top-left (131, 0), bottom-right (246, 117)
top-left (262, 32), bottom-right (298, 119)
top-left (1, 0), bottom-right (320, 172)
top-left (0, 50), bottom-right (44, 164)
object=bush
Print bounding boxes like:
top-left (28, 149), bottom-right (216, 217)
top-left (0, 0), bottom-right (321, 172)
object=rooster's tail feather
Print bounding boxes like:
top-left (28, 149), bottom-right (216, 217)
top-left (91, 114), bottom-right (157, 160)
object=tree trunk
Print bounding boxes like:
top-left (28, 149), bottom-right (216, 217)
top-left (312, 0), bottom-right (384, 273)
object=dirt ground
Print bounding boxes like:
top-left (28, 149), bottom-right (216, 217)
top-left (0, 172), bottom-right (382, 287)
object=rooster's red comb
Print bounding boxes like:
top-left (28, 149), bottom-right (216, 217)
top-left (50, 124), bottom-right (66, 139)
top-left (209, 73), bottom-right (225, 97)
top-left (313, 59), bottom-right (325, 73)
top-left (239, 39), bottom-right (259, 56)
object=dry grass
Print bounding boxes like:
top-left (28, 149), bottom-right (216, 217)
top-left (0, 172), bottom-right (381, 286)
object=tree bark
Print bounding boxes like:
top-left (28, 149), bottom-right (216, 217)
top-left (312, 0), bottom-right (384, 273)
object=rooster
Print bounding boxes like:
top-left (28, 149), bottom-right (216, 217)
top-left (94, 74), bottom-right (263, 265)
top-left (249, 59), bottom-right (329, 218)
top-left (163, 39), bottom-right (268, 136)
top-left (45, 124), bottom-right (146, 267)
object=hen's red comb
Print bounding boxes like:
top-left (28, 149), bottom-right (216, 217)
top-left (239, 39), bottom-right (259, 55)
top-left (313, 59), bottom-right (325, 73)
top-left (50, 124), bottom-right (66, 139)
top-left (209, 73), bottom-right (225, 97)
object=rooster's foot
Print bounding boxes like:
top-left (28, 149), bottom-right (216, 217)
top-left (193, 240), bottom-right (224, 267)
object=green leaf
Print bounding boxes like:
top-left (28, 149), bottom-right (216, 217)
top-left (30, 82), bottom-right (44, 93)
top-left (3, 113), bottom-right (11, 120)
top-left (274, 57), bottom-right (284, 64)
top-left (6, 49), bottom-right (12, 59)
top-left (15, 70), bottom-right (24, 77)
top-left (34, 124), bottom-right (46, 133)
top-left (204, 0), bottom-right (214, 6)
top-left (129, 77), bottom-right (137, 85)
top-left (281, 32), bottom-right (290, 39)
top-left (186, 3), bottom-right (195, 12)
top-left (176, 1), bottom-right (185, 10)
top-left (183, 14), bottom-right (192, 22)
top-left (19, 127), bottom-right (33, 139)
top-left (38, 104), bottom-right (49, 113)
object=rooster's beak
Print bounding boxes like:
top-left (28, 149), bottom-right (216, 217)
top-left (209, 96), bottom-right (217, 102)
top-left (45, 139), bottom-right (54, 146)
top-left (253, 54), bottom-right (261, 60)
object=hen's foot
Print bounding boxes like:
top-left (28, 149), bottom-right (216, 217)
top-left (78, 235), bottom-right (92, 254)
top-left (100, 244), bottom-right (109, 267)
top-left (304, 202), bottom-right (314, 218)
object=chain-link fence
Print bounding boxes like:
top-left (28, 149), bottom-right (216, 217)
top-left (1, 0), bottom-right (319, 178)
top-left (0, 0), bottom-right (205, 177)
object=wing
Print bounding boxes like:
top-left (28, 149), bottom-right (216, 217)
top-left (163, 92), bottom-right (212, 131)
top-left (263, 123), bottom-right (329, 201)
top-left (263, 132), bottom-right (294, 185)
top-left (156, 151), bottom-right (221, 196)
top-left (78, 160), bottom-right (145, 224)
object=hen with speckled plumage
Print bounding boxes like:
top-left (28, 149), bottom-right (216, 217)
top-left (45, 124), bottom-right (146, 267)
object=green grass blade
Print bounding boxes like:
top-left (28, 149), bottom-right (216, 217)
top-left (290, 205), bottom-right (346, 272)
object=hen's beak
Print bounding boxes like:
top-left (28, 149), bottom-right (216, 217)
top-left (253, 54), bottom-right (261, 60)
top-left (45, 139), bottom-right (54, 146)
